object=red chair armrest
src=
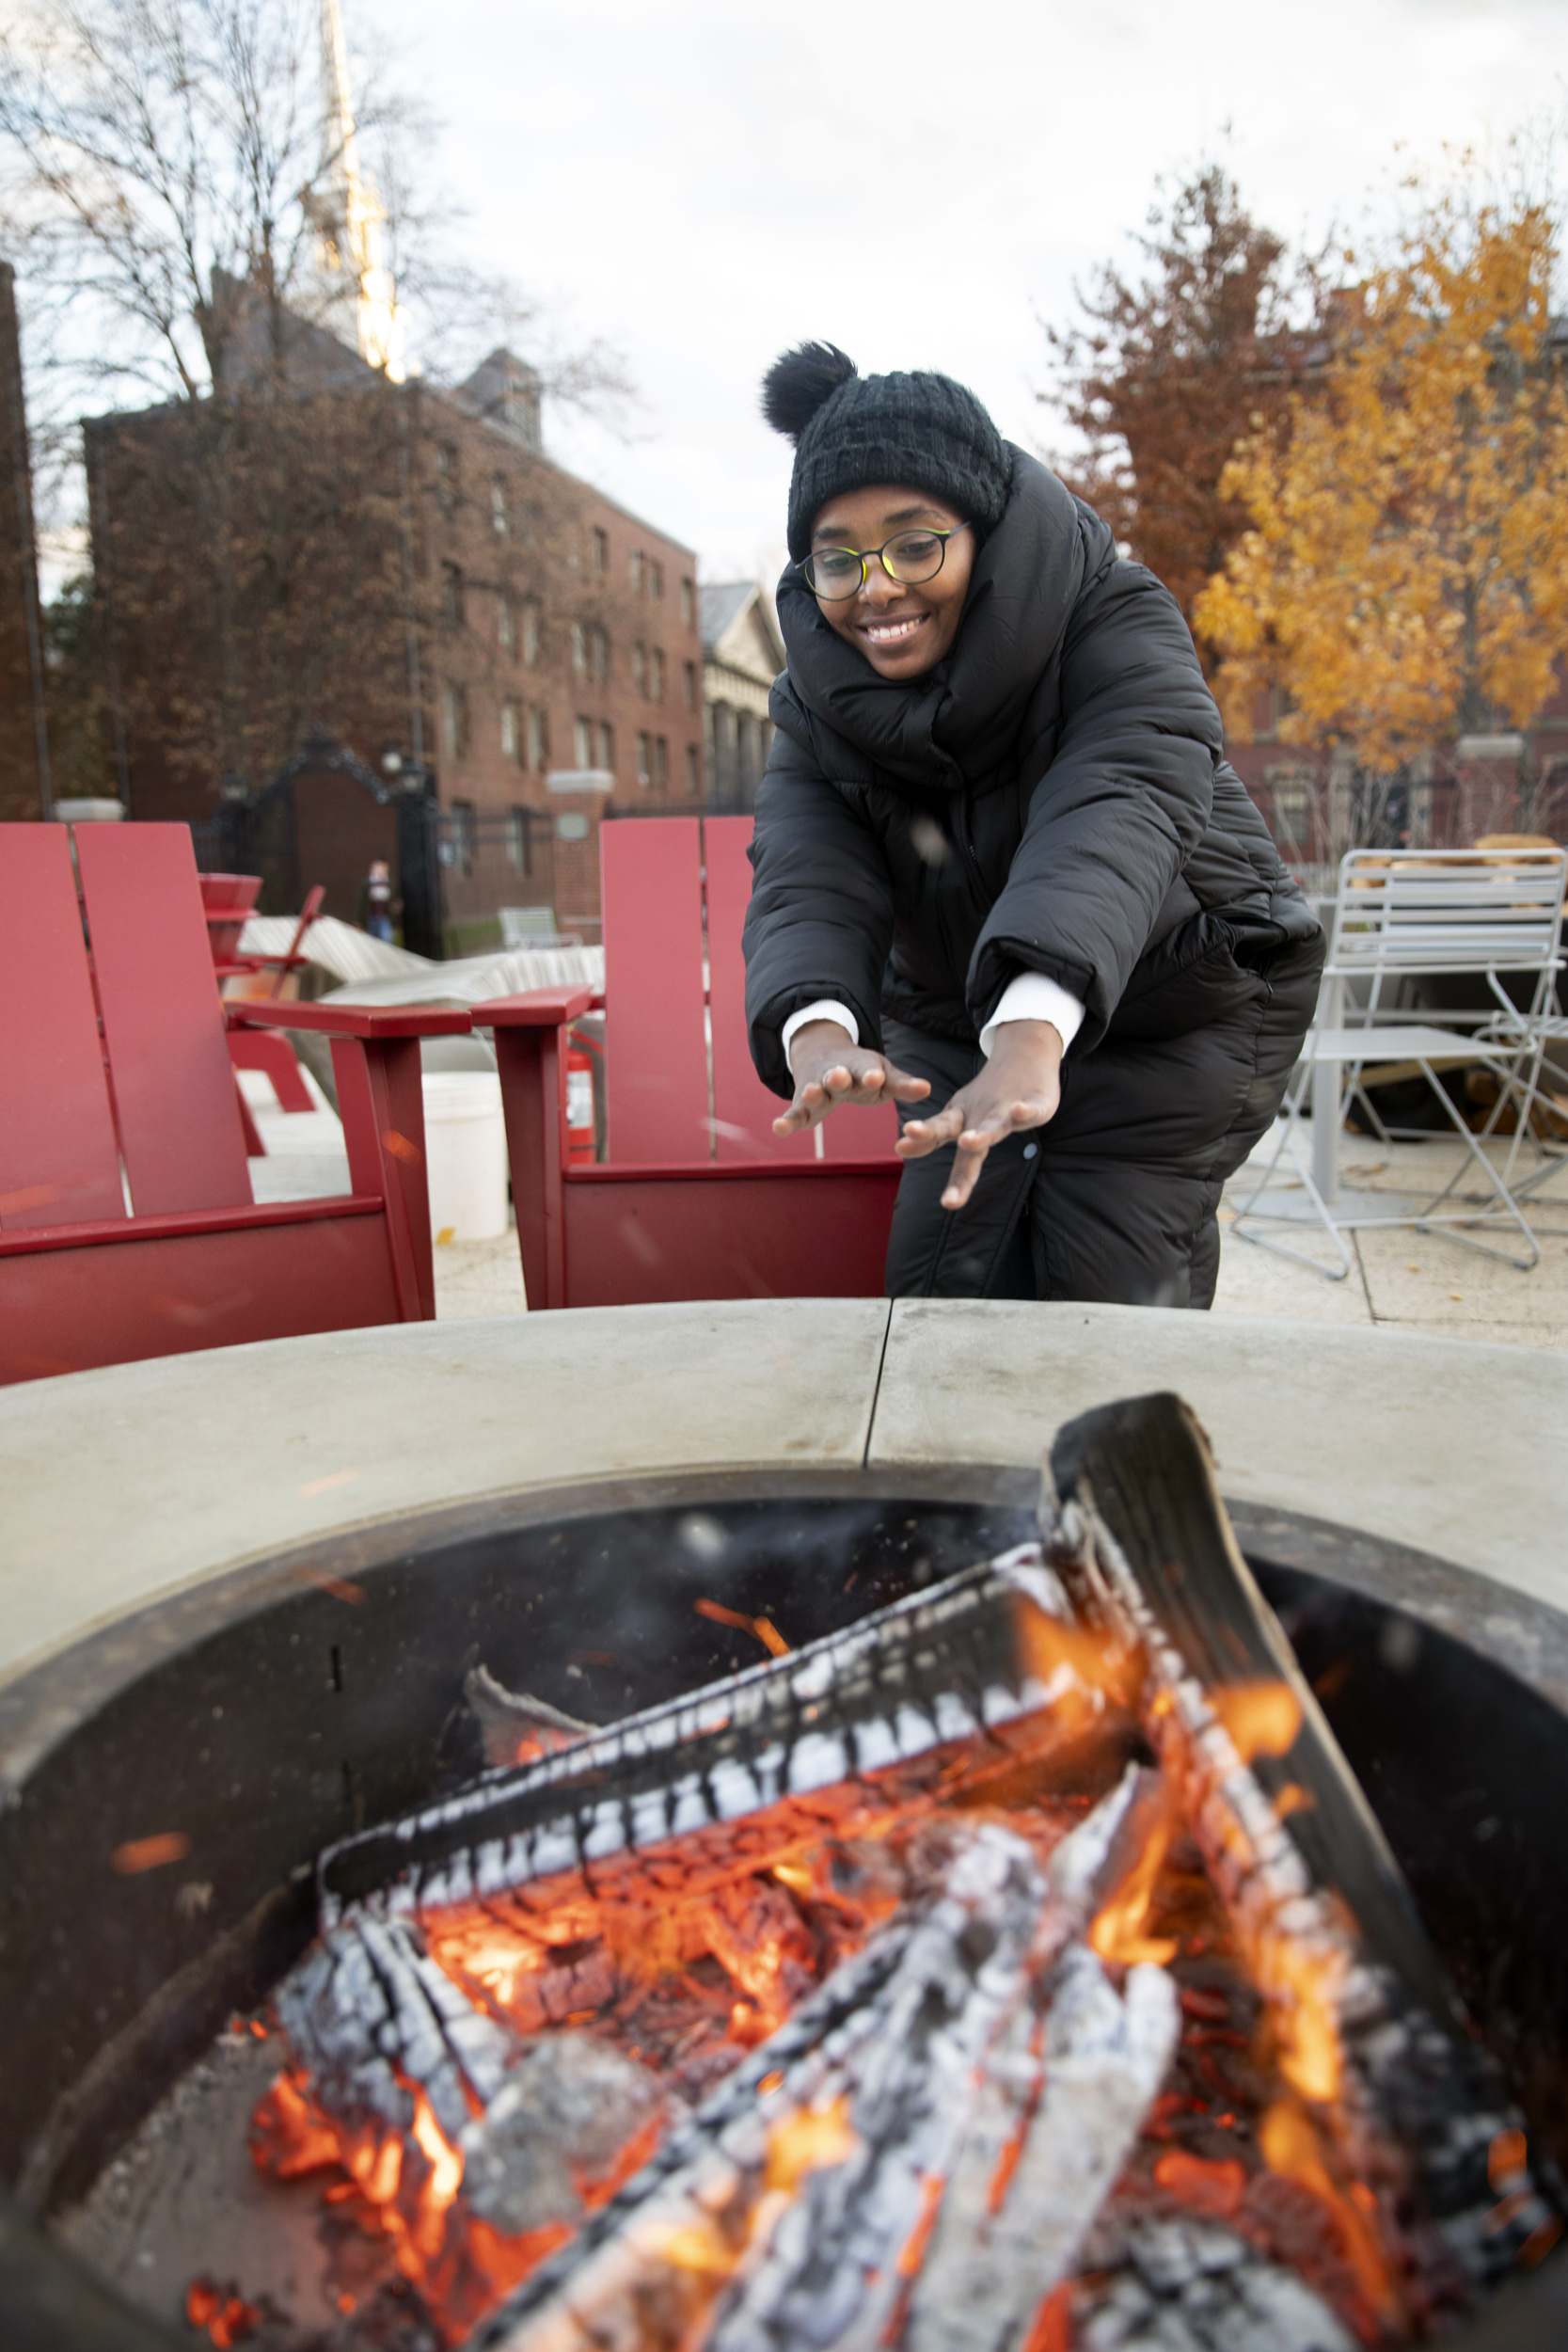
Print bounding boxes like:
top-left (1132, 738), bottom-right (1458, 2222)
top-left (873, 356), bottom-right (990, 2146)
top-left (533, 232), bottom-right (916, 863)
top-left (471, 988), bottom-right (597, 1027)
top-left (230, 1001), bottom-right (472, 1040)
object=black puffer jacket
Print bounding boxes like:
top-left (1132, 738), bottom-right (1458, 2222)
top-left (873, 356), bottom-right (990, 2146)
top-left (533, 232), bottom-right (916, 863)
top-left (744, 447), bottom-right (1318, 1096)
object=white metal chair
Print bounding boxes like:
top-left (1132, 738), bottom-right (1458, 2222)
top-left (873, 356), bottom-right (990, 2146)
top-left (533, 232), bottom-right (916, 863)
top-left (1229, 848), bottom-right (1568, 1279)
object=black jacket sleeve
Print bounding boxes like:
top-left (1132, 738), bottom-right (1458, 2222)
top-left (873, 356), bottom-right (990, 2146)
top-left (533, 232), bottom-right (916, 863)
top-left (742, 731), bottom-right (895, 1098)
top-left (967, 562), bottom-right (1223, 1052)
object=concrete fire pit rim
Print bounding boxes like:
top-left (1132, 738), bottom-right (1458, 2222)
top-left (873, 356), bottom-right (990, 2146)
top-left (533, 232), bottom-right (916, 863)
top-left (5, 1295), bottom-right (1564, 1705)
top-left (4, 1461), bottom-right (1566, 1808)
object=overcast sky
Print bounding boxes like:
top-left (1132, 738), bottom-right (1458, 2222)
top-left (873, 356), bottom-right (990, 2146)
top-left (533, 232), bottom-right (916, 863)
top-left (374, 0), bottom-right (1565, 588)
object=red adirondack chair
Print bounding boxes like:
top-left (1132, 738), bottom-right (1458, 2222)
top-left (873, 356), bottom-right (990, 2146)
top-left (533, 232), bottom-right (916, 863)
top-left (478, 814), bottom-right (903, 1309)
top-left (205, 876), bottom-right (327, 1139)
top-left (0, 823), bottom-right (467, 1384)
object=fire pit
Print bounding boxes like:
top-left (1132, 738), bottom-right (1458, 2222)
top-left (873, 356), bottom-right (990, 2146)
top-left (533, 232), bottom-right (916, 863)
top-left (3, 1302), bottom-right (1567, 2350)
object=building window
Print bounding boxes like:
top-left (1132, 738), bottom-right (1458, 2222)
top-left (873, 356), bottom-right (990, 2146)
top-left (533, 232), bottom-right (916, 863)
top-left (571, 622), bottom-right (586, 675)
top-left (637, 730), bottom-right (651, 787)
top-left (681, 578), bottom-right (694, 628)
top-left (655, 735), bottom-right (668, 788)
top-left (507, 807), bottom-right (531, 874)
top-left (498, 594), bottom-right (515, 654)
top-left (630, 641), bottom-right (645, 696)
top-left (592, 526), bottom-right (608, 575)
top-left (522, 601), bottom-right (541, 666)
top-left (649, 647), bottom-right (665, 705)
top-left (441, 682), bottom-right (468, 759)
top-left (434, 440), bottom-right (457, 515)
top-left (682, 660), bottom-right (696, 710)
top-left (1272, 784), bottom-right (1311, 855)
top-left (647, 559), bottom-right (663, 602)
top-left (501, 701), bottom-right (521, 763)
top-left (629, 548), bottom-right (642, 593)
top-left (686, 743), bottom-right (699, 794)
top-left (528, 707), bottom-right (548, 770)
top-left (491, 478), bottom-right (509, 537)
top-left (440, 563), bottom-right (465, 628)
top-left (574, 715), bottom-right (594, 770)
top-left (589, 624), bottom-right (609, 684)
top-left (451, 798), bottom-right (476, 872)
top-left (598, 721), bottom-right (614, 772)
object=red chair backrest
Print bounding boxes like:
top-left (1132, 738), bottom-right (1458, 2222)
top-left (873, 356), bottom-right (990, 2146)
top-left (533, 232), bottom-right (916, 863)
top-left (599, 815), bottom-right (898, 1166)
top-left (199, 871), bottom-right (262, 966)
top-left (0, 824), bottom-right (252, 1232)
top-left (600, 816), bottom-right (711, 1163)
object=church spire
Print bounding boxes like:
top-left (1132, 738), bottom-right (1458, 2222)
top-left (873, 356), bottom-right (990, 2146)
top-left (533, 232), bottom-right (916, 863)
top-left (310, 0), bottom-right (405, 378)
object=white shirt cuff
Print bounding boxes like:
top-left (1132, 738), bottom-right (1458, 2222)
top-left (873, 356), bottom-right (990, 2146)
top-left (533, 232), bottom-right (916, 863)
top-left (978, 972), bottom-right (1085, 1060)
top-left (782, 999), bottom-right (860, 1057)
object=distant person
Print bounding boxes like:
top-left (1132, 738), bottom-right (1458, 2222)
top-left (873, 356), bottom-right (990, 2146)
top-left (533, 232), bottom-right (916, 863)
top-left (742, 343), bottom-right (1324, 1308)
top-left (359, 858), bottom-right (395, 943)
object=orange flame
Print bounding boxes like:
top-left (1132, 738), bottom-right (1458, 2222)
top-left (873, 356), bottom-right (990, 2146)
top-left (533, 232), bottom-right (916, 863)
top-left (1011, 1597), bottom-right (1143, 1725)
top-left (1260, 2100), bottom-right (1402, 2331)
top-left (1212, 1680), bottom-right (1302, 1762)
top-left (409, 2090), bottom-right (465, 2262)
top-left (1089, 1802), bottom-right (1179, 1967)
top-left (1252, 1926), bottom-right (1348, 2105)
top-left (765, 2093), bottom-right (859, 2196)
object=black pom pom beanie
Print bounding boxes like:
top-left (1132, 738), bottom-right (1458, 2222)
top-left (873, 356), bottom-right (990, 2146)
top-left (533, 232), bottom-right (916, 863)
top-left (762, 342), bottom-right (1011, 563)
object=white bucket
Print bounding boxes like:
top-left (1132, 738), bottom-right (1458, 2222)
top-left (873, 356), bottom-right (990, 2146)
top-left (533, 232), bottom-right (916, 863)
top-left (421, 1072), bottom-right (510, 1242)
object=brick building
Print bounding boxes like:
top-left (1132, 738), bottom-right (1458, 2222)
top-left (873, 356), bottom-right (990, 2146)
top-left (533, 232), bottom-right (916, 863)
top-left (89, 306), bottom-right (702, 946)
top-left (1226, 673), bottom-right (1568, 887)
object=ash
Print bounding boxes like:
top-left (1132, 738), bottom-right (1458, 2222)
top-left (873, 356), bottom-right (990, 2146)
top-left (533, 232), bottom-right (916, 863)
top-left (1079, 2217), bottom-right (1355, 2351)
top-left (460, 2034), bottom-right (664, 2233)
top-left (51, 2026), bottom-right (352, 2342)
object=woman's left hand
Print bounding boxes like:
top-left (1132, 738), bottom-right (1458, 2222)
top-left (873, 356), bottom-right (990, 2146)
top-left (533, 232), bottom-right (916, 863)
top-left (895, 1020), bottom-right (1064, 1210)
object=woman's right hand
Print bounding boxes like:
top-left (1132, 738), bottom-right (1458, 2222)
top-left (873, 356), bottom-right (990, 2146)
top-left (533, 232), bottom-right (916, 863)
top-left (773, 1019), bottom-right (931, 1137)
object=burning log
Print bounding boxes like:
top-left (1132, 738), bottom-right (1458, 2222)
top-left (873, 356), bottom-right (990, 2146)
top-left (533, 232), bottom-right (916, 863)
top-left (1045, 1391), bottom-right (1560, 2329)
top-left (277, 1910), bottom-right (516, 2144)
top-left (317, 1546), bottom-right (1135, 1926)
top-left (472, 1777), bottom-right (1180, 2352)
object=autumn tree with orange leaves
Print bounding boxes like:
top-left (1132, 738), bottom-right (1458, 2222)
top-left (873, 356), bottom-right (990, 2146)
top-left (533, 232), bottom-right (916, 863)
top-left (1045, 167), bottom-right (1324, 644)
top-left (1196, 194), bottom-right (1568, 785)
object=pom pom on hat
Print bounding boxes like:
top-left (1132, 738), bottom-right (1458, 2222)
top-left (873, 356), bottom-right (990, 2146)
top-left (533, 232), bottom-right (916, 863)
top-left (761, 341), bottom-right (1012, 563)
top-left (761, 342), bottom-right (858, 443)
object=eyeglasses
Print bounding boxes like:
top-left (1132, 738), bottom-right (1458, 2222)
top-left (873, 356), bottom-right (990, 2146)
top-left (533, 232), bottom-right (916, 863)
top-left (801, 521), bottom-right (970, 601)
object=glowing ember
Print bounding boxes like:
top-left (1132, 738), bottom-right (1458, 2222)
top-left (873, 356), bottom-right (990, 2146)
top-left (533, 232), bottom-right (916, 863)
top-left (184, 2278), bottom-right (261, 2347)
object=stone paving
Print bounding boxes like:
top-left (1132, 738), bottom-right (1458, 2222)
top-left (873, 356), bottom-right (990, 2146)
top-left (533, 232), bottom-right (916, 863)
top-left (1214, 1129), bottom-right (1568, 1347)
top-left (241, 1069), bottom-right (1568, 1347)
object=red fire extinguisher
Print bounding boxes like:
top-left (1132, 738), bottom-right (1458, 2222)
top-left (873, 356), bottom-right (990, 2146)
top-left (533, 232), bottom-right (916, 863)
top-left (565, 1025), bottom-right (601, 1165)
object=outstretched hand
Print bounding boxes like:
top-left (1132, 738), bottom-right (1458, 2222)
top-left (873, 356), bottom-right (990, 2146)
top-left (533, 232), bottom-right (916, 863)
top-left (896, 1019), bottom-right (1064, 1209)
top-left (775, 1019), bottom-right (931, 1137)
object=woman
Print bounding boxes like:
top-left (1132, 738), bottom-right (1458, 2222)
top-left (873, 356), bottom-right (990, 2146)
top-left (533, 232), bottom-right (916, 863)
top-left (742, 343), bottom-right (1323, 1307)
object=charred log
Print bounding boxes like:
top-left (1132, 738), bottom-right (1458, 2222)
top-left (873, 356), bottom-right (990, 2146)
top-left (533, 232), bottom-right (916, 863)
top-left (317, 1549), bottom-right (1126, 1923)
top-left (1045, 1392), bottom-right (1559, 2315)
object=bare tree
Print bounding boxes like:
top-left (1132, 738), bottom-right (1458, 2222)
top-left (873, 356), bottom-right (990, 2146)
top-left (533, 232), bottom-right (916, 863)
top-left (0, 0), bottom-right (627, 795)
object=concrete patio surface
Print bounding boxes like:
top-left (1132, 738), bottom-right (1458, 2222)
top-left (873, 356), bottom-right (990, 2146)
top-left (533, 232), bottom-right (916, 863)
top-left (1215, 1129), bottom-right (1568, 1346)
